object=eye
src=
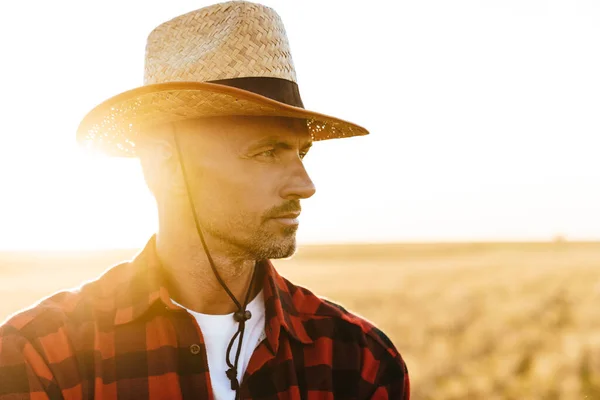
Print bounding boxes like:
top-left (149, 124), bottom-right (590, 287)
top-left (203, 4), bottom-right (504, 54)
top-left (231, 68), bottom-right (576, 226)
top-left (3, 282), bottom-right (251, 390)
top-left (256, 149), bottom-right (276, 158)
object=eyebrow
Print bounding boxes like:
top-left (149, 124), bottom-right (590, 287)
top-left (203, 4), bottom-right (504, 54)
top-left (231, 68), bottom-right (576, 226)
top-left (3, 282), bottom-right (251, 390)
top-left (249, 137), bottom-right (313, 152)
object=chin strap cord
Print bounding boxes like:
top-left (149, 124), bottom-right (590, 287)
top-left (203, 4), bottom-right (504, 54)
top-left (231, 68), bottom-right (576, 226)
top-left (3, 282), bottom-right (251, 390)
top-left (173, 129), bottom-right (258, 398)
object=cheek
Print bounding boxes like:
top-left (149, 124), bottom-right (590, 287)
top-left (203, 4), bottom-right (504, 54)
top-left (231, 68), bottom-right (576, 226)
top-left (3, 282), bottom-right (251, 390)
top-left (196, 160), bottom-right (270, 218)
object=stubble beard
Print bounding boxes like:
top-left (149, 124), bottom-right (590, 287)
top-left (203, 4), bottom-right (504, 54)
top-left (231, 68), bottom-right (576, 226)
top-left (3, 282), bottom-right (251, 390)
top-left (249, 224), bottom-right (298, 260)
top-left (203, 219), bottom-right (298, 261)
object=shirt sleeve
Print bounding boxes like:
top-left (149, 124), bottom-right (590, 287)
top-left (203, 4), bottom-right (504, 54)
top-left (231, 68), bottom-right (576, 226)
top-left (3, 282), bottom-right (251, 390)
top-left (362, 327), bottom-right (410, 400)
top-left (0, 327), bottom-right (55, 399)
top-left (370, 360), bottom-right (410, 399)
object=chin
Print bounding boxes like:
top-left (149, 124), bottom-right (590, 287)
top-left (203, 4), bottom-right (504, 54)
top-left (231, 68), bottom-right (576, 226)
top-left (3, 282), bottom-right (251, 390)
top-left (271, 241), bottom-right (297, 260)
top-left (251, 234), bottom-right (297, 260)
top-left (267, 237), bottom-right (297, 259)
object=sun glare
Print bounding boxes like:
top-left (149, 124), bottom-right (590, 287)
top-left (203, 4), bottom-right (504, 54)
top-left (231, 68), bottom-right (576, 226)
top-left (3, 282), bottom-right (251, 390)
top-left (0, 147), bottom-right (157, 251)
top-left (1, 1), bottom-right (600, 250)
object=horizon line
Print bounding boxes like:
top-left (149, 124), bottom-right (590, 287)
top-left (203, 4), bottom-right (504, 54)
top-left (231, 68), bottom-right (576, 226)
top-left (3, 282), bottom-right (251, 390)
top-left (0, 238), bottom-right (595, 253)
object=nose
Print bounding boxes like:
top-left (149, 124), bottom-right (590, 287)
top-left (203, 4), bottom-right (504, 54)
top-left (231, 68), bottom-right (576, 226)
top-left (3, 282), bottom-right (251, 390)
top-left (280, 161), bottom-right (317, 200)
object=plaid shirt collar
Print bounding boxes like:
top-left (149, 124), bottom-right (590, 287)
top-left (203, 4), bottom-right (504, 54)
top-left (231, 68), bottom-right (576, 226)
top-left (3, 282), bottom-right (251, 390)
top-left (110, 236), bottom-right (313, 354)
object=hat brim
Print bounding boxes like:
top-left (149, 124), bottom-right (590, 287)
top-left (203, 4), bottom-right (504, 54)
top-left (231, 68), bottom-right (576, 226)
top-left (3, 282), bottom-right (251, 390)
top-left (76, 81), bottom-right (369, 157)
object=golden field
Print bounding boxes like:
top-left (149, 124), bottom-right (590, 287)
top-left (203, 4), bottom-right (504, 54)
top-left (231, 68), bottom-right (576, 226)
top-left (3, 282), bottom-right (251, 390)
top-left (1, 242), bottom-right (599, 399)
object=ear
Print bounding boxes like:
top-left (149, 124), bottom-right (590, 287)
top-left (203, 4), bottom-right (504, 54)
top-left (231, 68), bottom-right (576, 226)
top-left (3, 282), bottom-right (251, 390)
top-left (140, 137), bottom-right (174, 162)
top-left (138, 127), bottom-right (184, 198)
top-left (138, 135), bottom-right (175, 173)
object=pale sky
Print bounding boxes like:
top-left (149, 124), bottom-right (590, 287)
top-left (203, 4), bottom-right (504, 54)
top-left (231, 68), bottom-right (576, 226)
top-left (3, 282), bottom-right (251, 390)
top-left (0, 0), bottom-right (599, 250)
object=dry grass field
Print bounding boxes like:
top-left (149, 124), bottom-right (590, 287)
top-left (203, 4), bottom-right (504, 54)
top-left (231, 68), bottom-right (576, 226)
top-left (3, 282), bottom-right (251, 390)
top-left (1, 242), bottom-right (599, 399)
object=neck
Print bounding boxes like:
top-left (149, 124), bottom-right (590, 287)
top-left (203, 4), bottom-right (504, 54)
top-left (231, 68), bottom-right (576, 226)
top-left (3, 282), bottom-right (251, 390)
top-left (155, 228), bottom-right (262, 315)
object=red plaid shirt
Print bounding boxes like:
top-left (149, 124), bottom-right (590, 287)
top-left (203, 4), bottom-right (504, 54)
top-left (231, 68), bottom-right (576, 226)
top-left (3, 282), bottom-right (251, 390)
top-left (0, 237), bottom-right (409, 399)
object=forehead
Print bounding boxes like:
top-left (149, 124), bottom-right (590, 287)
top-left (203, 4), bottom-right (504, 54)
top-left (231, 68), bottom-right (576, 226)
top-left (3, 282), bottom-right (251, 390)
top-left (176, 116), bottom-right (311, 147)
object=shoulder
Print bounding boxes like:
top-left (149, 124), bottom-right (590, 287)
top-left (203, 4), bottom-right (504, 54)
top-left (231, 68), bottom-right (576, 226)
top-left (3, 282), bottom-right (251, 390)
top-left (0, 290), bottom-right (84, 340)
top-left (309, 293), bottom-right (406, 365)
top-left (286, 278), bottom-right (402, 353)
top-left (0, 260), bottom-right (130, 341)
top-left (0, 260), bottom-right (131, 392)
top-left (284, 278), bottom-right (409, 388)
top-left (0, 288), bottom-right (84, 394)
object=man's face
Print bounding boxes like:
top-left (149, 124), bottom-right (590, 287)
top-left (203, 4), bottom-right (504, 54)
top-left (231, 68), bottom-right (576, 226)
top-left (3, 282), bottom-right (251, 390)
top-left (168, 116), bottom-right (316, 260)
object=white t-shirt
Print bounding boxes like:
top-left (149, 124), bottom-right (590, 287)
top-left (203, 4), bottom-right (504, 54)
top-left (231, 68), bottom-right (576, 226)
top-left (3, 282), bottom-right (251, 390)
top-left (173, 290), bottom-right (266, 400)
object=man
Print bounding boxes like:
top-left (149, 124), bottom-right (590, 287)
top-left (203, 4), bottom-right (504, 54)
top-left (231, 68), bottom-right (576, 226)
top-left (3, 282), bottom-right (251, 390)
top-left (0, 2), bottom-right (409, 399)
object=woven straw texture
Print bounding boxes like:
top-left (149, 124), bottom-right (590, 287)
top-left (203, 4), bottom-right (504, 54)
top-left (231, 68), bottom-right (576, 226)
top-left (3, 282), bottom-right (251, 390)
top-left (77, 1), bottom-right (368, 157)
top-left (145, 1), bottom-right (296, 84)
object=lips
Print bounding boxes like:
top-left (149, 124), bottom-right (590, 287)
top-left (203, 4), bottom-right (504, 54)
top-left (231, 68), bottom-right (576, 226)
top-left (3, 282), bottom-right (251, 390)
top-left (273, 212), bottom-right (301, 219)
top-left (271, 211), bottom-right (301, 226)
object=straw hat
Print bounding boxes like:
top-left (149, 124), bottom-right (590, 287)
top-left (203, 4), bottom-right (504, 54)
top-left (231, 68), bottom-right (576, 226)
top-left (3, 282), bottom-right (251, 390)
top-left (76, 1), bottom-right (369, 157)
